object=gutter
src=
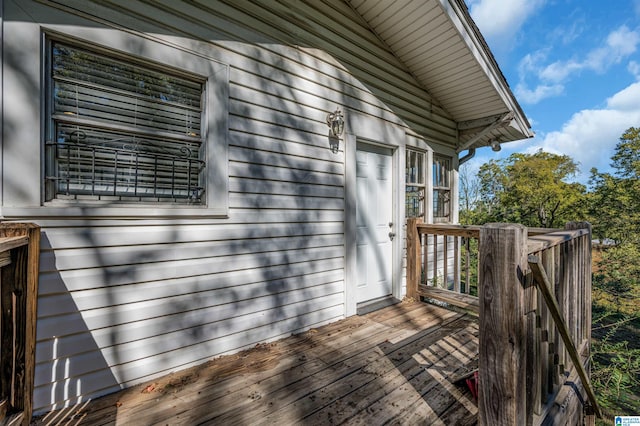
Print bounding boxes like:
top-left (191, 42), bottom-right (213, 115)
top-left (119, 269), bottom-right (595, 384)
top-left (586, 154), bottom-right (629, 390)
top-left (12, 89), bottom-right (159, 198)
top-left (458, 148), bottom-right (476, 165)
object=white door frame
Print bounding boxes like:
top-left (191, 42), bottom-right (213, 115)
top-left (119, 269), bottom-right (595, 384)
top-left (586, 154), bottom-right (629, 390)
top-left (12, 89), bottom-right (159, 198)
top-left (355, 142), bottom-right (394, 303)
top-left (344, 111), bottom-right (406, 317)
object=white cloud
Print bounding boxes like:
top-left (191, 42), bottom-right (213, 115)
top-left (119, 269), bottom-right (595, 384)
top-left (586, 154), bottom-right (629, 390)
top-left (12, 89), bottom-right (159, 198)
top-left (522, 82), bottom-right (640, 181)
top-left (605, 81), bottom-right (640, 110)
top-left (628, 61), bottom-right (640, 79)
top-left (606, 26), bottom-right (640, 56)
top-left (517, 50), bottom-right (548, 75)
top-left (516, 25), bottom-right (640, 104)
top-left (550, 16), bottom-right (585, 45)
top-left (514, 82), bottom-right (563, 104)
top-left (468, 0), bottom-right (546, 43)
top-left (539, 60), bottom-right (582, 83)
top-left (583, 26), bottom-right (640, 72)
top-left (514, 51), bottom-right (566, 101)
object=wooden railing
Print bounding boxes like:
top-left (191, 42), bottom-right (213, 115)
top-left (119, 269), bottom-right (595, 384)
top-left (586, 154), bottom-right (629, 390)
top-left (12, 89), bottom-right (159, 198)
top-left (406, 219), bottom-right (599, 425)
top-left (406, 219), bottom-right (480, 311)
top-left (0, 223), bottom-right (40, 426)
top-left (525, 222), bottom-right (600, 423)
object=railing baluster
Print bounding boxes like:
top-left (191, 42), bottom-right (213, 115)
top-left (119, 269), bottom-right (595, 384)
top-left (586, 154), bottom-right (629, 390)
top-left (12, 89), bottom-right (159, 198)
top-left (453, 236), bottom-right (460, 293)
top-left (526, 290), bottom-right (540, 423)
top-left (560, 240), bottom-right (570, 378)
top-left (433, 235), bottom-right (438, 287)
top-left (405, 218), bottom-right (421, 299)
top-left (540, 247), bottom-right (553, 404)
top-left (443, 235), bottom-right (448, 289)
top-left (423, 233), bottom-right (429, 285)
top-left (465, 237), bottom-right (471, 294)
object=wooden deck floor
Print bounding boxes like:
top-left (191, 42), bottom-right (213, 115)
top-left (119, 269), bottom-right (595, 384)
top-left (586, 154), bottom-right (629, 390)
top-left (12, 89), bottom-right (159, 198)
top-left (32, 301), bottom-right (479, 426)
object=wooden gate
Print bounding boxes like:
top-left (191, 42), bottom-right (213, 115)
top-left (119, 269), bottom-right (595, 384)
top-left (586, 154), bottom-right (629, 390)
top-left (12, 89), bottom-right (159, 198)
top-left (0, 223), bottom-right (40, 425)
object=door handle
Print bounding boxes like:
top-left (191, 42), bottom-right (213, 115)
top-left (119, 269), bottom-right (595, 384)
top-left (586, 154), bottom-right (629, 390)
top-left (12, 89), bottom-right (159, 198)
top-left (389, 232), bottom-right (396, 241)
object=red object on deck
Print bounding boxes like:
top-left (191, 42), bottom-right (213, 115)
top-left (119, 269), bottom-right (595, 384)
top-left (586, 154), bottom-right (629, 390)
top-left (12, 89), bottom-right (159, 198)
top-left (465, 371), bottom-right (478, 401)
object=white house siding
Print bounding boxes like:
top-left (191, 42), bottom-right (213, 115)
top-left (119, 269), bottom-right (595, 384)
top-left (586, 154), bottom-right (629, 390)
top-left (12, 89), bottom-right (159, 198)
top-left (2, 0), bottom-right (458, 413)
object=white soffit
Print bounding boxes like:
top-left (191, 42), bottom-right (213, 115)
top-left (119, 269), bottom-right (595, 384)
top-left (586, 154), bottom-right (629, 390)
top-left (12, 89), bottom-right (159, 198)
top-left (347, 0), bottom-right (533, 146)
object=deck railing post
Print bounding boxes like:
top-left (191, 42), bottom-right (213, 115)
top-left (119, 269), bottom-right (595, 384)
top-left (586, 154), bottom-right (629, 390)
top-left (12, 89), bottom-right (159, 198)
top-left (406, 218), bottom-right (422, 299)
top-left (0, 223), bottom-right (40, 425)
top-left (478, 223), bottom-right (528, 426)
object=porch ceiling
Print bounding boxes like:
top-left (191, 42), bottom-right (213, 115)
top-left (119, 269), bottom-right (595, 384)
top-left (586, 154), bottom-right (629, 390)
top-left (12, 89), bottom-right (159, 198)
top-left (347, 0), bottom-right (534, 151)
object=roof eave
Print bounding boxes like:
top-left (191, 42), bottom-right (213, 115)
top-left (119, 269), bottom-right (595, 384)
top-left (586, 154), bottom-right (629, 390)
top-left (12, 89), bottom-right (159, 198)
top-left (440, 0), bottom-right (533, 146)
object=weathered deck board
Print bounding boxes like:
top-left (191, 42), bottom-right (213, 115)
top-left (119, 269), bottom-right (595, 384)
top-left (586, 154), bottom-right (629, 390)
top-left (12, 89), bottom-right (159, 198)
top-left (418, 285), bottom-right (480, 313)
top-left (255, 317), bottom-right (477, 425)
top-left (31, 301), bottom-right (478, 426)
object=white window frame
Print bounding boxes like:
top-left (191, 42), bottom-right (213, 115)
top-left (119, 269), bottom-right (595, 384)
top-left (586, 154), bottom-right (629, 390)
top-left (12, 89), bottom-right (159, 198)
top-left (1, 23), bottom-right (229, 219)
top-left (45, 38), bottom-right (209, 205)
top-left (42, 32), bottom-right (229, 216)
top-left (405, 148), bottom-right (426, 219)
top-left (432, 154), bottom-right (452, 223)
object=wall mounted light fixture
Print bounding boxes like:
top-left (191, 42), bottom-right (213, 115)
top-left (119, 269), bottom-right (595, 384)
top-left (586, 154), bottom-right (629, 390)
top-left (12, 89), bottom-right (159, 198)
top-left (490, 139), bottom-right (501, 152)
top-left (326, 108), bottom-right (344, 138)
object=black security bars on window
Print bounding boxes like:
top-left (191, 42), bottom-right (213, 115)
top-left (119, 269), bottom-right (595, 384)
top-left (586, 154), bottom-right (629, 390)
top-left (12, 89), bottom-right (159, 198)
top-left (45, 131), bottom-right (204, 203)
top-left (46, 40), bottom-right (206, 204)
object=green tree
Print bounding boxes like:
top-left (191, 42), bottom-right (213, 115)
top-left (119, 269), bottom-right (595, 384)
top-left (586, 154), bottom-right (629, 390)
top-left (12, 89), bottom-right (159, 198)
top-left (589, 127), bottom-right (640, 419)
top-left (611, 127), bottom-right (640, 179)
top-left (594, 242), bottom-right (640, 311)
top-left (588, 127), bottom-right (640, 310)
top-left (589, 127), bottom-right (640, 243)
top-left (474, 150), bottom-right (586, 227)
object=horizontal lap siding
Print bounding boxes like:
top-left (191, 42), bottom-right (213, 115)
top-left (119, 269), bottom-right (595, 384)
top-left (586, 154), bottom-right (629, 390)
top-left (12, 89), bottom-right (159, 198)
top-left (21, 0), bottom-right (457, 413)
top-left (35, 224), bottom-right (345, 412)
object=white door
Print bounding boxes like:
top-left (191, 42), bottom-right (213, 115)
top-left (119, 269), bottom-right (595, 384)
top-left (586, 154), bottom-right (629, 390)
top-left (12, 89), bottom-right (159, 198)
top-left (356, 144), bottom-right (394, 303)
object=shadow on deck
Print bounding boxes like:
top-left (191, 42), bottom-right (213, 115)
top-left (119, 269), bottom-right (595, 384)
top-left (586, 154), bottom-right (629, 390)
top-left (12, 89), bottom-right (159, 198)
top-left (32, 301), bottom-right (478, 425)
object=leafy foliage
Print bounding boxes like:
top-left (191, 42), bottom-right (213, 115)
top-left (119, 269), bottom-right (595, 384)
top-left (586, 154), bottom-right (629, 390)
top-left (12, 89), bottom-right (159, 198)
top-left (589, 127), bottom-right (640, 243)
top-left (591, 297), bottom-right (640, 422)
top-left (588, 128), bottom-right (640, 420)
top-left (611, 127), bottom-right (640, 179)
top-left (593, 243), bottom-right (640, 312)
top-left (467, 150), bottom-right (586, 227)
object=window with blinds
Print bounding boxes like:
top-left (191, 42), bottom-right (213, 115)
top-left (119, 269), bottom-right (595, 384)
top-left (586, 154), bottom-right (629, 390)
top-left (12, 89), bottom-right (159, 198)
top-left (433, 155), bottom-right (451, 222)
top-left (405, 149), bottom-right (425, 218)
top-left (45, 41), bottom-right (206, 204)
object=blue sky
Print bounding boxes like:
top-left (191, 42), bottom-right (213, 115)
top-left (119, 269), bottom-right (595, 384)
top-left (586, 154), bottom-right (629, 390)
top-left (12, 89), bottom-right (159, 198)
top-left (465, 0), bottom-right (640, 185)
